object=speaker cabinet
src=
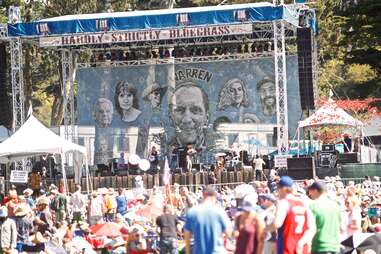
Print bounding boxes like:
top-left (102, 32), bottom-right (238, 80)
top-left (297, 28), bottom-right (315, 110)
top-left (0, 44), bottom-right (11, 128)
top-left (287, 157), bottom-right (315, 180)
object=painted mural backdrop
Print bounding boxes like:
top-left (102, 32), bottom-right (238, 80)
top-left (76, 56), bottom-right (302, 164)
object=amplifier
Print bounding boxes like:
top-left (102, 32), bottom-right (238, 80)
top-left (322, 144), bottom-right (335, 152)
top-left (337, 152), bottom-right (359, 164)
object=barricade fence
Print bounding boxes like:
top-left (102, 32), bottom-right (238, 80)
top-left (0, 169), bottom-right (366, 194)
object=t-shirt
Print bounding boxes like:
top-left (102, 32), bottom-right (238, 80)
top-left (309, 196), bottom-right (341, 253)
top-left (156, 214), bottom-right (179, 238)
top-left (253, 158), bottom-right (265, 170)
top-left (184, 203), bottom-right (230, 254)
top-left (116, 195), bottom-right (128, 215)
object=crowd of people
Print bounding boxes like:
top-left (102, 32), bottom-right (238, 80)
top-left (0, 174), bottom-right (380, 254)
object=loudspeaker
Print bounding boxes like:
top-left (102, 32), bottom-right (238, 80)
top-left (272, 127), bottom-right (278, 147)
top-left (297, 28), bottom-right (315, 110)
top-left (239, 150), bottom-right (250, 166)
top-left (0, 44), bottom-right (11, 128)
top-left (287, 157), bottom-right (315, 180)
top-left (177, 147), bottom-right (187, 169)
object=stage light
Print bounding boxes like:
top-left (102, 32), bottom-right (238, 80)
top-left (244, 44), bottom-right (250, 53)
top-left (196, 48), bottom-right (203, 56)
top-left (152, 50), bottom-right (158, 59)
top-left (164, 49), bottom-right (171, 58)
top-left (105, 51), bottom-right (112, 61)
top-left (159, 48), bottom-right (164, 58)
top-left (98, 53), bottom-right (105, 61)
top-left (251, 43), bottom-right (257, 52)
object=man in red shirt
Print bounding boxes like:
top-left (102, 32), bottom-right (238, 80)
top-left (266, 176), bottom-right (315, 254)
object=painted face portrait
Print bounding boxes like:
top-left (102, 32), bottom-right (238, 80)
top-left (93, 98), bottom-right (113, 128)
top-left (114, 81), bottom-right (142, 122)
top-left (217, 78), bottom-right (249, 110)
top-left (170, 82), bottom-right (209, 147)
top-left (258, 78), bottom-right (276, 116)
top-left (142, 83), bottom-right (167, 109)
top-left (148, 90), bottom-right (161, 108)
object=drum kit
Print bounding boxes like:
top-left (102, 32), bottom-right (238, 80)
top-left (115, 154), bottom-right (152, 175)
top-left (214, 149), bottom-right (242, 171)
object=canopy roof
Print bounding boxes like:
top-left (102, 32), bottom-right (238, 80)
top-left (0, 115), bottom-right (86, 163)
top-left (8, 3), bottom-right (299, 37)
top-left (298, 99), bottom-right (363, 128)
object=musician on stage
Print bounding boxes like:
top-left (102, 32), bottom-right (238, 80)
top-left (186, 144), bottom-right (197, 172)
top-left (149, 146), bottom-right (159, 173)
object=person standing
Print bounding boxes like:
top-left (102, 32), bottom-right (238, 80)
top-left (0, 206), bottom-right (17, 254)
top-left (116, 188), bottom-right (128, 217)
top-left (156, 205), bottom-right (180, 254)
top-left (258, 194), bottom-right (277, 254)
top-left (70, 184), bottom-right (87, 223)
top-left (13, 205), bottom-right (33, 253)
top-left (266, 176), bottom-right (316, 254)
top-left (234, 195), bottom-right (265, 254)
top-left (88, 191), bottom-right (105, 226)
top-left (307, 181), bottom-right (342, 254)
top-left (184, 186), bottom-right (231, 254)
top-left (252, 155), bottom-right (266, 181)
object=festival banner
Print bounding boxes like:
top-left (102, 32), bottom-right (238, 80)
top-left (39, 23), bottom-right (253, 47)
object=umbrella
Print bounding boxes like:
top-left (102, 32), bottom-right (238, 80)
top-left (90, 222), bottom-right (122, 238)
top-left (71, 237), bottom-right (94, 250)
top-left (341, 232), bottom-right (381, 254)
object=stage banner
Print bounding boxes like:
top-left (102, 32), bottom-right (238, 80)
top-left (76, 56), bottom-right (302, 164)
top-left (39, 23), bottom-right (252, 47)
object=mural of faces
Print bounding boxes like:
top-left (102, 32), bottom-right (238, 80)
top-left (93, 98), bottom-right (113, 128)
top-left (169, 82), bottom-right (209, 147)
top-left (258, 78), bottom-right (276, 116)
top-left (217, 78), bottom-right (249, 110)
top-left (114, 81), bottom-right (142, 122)
top-left (142, 83), bottom-right (167, 109)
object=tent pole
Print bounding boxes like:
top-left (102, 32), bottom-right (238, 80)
top-left (85, 155), bottom-right (91, 194)
top-left (61, 153), bottom-right (68, 193)
top-left (297, 126), bottom-right (300, 158)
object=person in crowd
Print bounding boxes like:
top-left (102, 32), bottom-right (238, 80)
top-left (156, 205), bottom-right (180, 254)
top-left (23, 189), bottom-right (35, 209)
top-left (252, 155), bottom-right (266, 181)
top-left (104, 188), bottom-right (117, 222)
top-left (29, 169), bottom-right (42, 195)
top-left (0, 206), bottom-right (17, 254)
top-left (6, 190), bottom-right (18, 219)
top-left (70, 184), bottom-right (87, 223)
top-left (114, 81), bottom-right (142, 122)
top-left (266, 176), bottom-right (316, 254)
top-left (126, 226), bottom-right (147, 254)
top-left (34, 197), bottom-right (54, 236)
top-left (149, 146), bottom-right (159, 173)
top-left (234, 192), bottom-right (265, 254)
top-left (13, 205), bottom-right (33, 252)
top-left (50, 189), bottom-right (68, 224)
top-left (116, 188), bottom-right (128, 216)
top-left (180, 186), bottom-right (197, 214)
top-left (116, 152), bottom-right (126, 171)
top-left (258, 194), bottom-right (277, 254)
top-left (344, 195), bottom-right (362, 239)
top-left (307, 181), bottom-right (342, 254)
top-left (88, 190), bottom-right (105, 226)
top-left (184, 186), bottom-right (231, 254)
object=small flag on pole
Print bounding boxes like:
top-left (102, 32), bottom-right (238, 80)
top-left (163, 157), bottom-right (171, 185)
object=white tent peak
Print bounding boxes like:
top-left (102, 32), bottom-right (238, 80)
top-left (298, 99), bottom-right (363, 128)
top-left (0, 114), bottom-right (86, 162)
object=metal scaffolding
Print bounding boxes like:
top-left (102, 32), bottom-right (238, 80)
top-left (10, 37), bottom-right (24, 131)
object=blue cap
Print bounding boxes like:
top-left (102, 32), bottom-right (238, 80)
top-left (278, 176), bottom-right (294, 187)
top-left (259, 193), bottom-right (277, 203)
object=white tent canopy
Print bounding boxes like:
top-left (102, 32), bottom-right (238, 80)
top-left (298, 99), bottom-right (363, 128)
top-left (0, 115), bottom-right (86, 162)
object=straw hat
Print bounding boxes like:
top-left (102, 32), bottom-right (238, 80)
top-left (31, 232), bottom-right (48, 244)
top-left (14, 205), bottom-right (28, 217)
top-left (142, 83), bottom-right (167, 100)
top-left (23, 188), bottom-right (33, 196)
top-left (37, 197), bottom-right (50, 206)
top-left (51, 189), bottom-right (59, 195)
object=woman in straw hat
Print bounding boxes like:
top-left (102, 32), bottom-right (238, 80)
top-left (13, 205), bottom-right (33, 252)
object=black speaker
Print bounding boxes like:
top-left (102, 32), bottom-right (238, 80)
top-left (272, 127), bottom-right (278, 147)
top-left (287, 157), bottom-right (315, 180)
top-left (0, 44), bottom-right (11, 128)
top-left (297, 28), bottom-right (315, 110)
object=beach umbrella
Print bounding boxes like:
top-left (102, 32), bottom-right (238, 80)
top-left (90, 222), bottom-right (122, 238)
top-left (341, 232), bottom-right (381, 254)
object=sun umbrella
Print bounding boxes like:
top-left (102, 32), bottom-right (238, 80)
top-left (90, 222), bottom-right (122, 238)
top-left (341, 232), bottom-right (381, 254)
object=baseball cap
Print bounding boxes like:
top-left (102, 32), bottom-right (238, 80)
top-left (259, 193), bottom-right (276, 203)
top-left (278, 176), bottom-right (294, 188)
top-left (308, 181), bottom-right (326, 193)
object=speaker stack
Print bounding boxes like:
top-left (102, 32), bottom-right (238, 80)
top-left (0, 44), bottom-right (11, 129)
top-left (297, 28), bottom-right (315, 110)
top-left (287, 157), bottom-right (315, 180)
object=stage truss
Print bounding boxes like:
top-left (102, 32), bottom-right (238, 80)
top-left (1, 3), bottom-right (315, 158)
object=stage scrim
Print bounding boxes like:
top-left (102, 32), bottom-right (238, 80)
top-left (76, 56), bottom-right (302, 165)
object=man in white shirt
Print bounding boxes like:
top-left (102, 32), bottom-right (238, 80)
top-left (70, 184), bottom-right (87, 223)
top-left (252, 155), bottom-right (266, 181)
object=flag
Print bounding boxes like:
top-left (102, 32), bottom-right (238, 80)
top-left (163, 157), bottom-right (171, 185)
